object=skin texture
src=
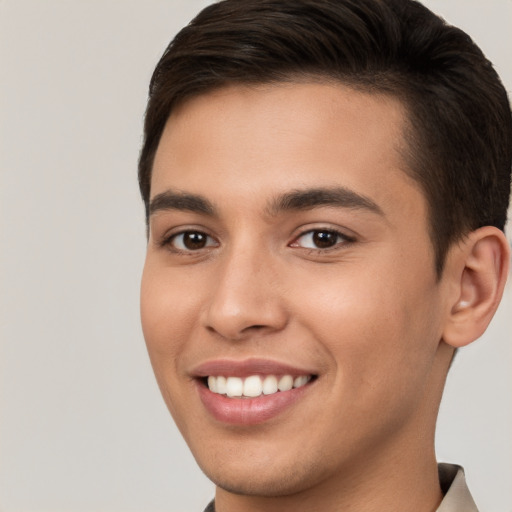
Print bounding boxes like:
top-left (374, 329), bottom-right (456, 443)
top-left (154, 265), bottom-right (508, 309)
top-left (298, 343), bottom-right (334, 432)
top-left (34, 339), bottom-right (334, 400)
top-left (140, 83), bottom-right (509, 512)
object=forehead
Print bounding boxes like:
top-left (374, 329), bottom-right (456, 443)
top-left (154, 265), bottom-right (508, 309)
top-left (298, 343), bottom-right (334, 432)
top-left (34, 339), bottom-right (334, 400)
top-left (151, 82), bottom-right (424, 224)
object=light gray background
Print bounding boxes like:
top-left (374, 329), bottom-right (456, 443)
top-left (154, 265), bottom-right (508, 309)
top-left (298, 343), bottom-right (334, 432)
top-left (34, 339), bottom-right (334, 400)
top-left (1, 1), bottom-right (511, 511)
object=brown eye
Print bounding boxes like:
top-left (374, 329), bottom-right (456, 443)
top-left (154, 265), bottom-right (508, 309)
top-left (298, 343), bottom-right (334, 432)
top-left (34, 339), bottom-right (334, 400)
top-left (183, 232), bottom-right (207, 250)
top-left (311, 230), bottom-right (338, 248)
top-left (292, 229), bottom-right (350, 250)
top-left (171, 231), bottom-right (217, 251)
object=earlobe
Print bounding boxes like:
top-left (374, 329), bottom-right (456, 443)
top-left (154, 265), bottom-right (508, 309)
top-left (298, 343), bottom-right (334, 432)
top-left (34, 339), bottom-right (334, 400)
top-left (442, 226), bottom-right (510, 348)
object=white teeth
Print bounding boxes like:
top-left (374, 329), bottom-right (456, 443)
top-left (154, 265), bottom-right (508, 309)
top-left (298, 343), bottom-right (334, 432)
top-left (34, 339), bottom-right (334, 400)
top-left (207, 376), bottom-right (217, 393)
top-left (207, 374), bottom-right (312, 398)
top-left (278, 375), bottom-right (293, 392)
top-left (226, 377), bottom-right (243, 397)
top-left (262, 375), bottom-right (278, 395)
top-left (243, 375), bottom-right (263, 397)
top-left (216, 376), bottom-right (227, 395)
top-left (294, 375), bottom-right (309, 388)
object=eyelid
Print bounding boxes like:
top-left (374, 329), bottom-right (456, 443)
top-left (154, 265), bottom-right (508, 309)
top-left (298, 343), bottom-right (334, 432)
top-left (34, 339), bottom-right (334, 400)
top-left (158, 227), bottom-right (219, 253)
top-left (289, 227), bottom-right (356, 251)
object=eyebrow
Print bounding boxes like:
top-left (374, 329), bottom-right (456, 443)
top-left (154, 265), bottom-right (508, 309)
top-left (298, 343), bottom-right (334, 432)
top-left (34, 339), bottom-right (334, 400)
top-left (148, 186), bottom-right (384, 219)
top-left (267, 187), bottom-right (384, 216)
top-left (149, 190), bottom-right (217, 217)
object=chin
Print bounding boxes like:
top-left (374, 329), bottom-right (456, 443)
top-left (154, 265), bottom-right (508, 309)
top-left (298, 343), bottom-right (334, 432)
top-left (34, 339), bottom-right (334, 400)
top-left (194, 445), bottom-right (329, 498)
top-left (205, 468), bottom-right (314, 498)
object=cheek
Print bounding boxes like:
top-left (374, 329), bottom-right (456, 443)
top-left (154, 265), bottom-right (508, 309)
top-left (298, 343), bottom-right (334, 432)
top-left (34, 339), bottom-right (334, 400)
top-left (292, 264), bottom-right (442, 396)
top-left (140, 261), bottom-right (205, 428)
top-left (140, 262), bottom-right (199, 373)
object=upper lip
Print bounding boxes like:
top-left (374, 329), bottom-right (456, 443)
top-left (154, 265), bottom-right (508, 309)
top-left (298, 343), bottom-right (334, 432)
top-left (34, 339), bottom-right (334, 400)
top-left (192, 358), bottom-right (317, 378)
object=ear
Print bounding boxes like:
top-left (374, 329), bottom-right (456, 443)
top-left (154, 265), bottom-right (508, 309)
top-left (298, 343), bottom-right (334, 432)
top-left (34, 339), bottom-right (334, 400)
top-left (442, 226), bottom-right (510, 348)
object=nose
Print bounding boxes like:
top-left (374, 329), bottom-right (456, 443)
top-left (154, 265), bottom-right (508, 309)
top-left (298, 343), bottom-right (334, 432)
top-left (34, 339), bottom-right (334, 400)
top-left (202, 248), bottom-right (288, 341)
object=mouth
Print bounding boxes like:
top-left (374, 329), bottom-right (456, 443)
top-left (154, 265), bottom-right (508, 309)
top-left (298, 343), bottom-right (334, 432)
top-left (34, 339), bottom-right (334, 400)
top-left (203, 374), bottom-right (314, 398)
top-left (192, 359), bottom-right (318, 425)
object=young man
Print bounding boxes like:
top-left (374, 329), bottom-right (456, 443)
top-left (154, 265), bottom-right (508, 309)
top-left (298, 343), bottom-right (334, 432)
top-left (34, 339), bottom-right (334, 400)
top-left (138, 1), bottom-right (511, 511)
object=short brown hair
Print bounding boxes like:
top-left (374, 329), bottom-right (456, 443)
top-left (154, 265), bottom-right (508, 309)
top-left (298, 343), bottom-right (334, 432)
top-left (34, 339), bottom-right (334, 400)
top-left (138, 0), bottom-right (512, 274)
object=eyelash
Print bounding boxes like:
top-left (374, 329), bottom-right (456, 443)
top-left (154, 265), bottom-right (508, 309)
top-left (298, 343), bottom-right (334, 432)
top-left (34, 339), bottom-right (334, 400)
top-left (161, 230), bottom-right (218, 253)
top-left (290, 228), bottom-right (355, 252)
top-left (160, 227), bottom-right (355, 254)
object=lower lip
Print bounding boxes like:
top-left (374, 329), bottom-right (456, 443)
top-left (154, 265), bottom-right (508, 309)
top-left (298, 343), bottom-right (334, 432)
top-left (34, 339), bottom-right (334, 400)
top-left (197, 381), bottom-right (312, 425)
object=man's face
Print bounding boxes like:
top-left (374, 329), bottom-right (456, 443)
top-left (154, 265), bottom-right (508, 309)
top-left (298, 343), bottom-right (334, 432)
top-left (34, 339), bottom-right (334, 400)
top-left (141, 83), bottom-right (451, 496)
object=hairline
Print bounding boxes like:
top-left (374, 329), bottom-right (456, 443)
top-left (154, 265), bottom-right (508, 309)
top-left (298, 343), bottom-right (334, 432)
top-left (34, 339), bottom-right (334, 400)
top-left (143, 73), bottom-right (449, 277)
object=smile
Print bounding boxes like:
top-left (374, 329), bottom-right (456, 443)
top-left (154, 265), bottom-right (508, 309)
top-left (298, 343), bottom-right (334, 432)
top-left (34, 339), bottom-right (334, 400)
top-left (207, 374), bottom-right (312, 398)
top-left (193, 359), bottom-right (318, 424)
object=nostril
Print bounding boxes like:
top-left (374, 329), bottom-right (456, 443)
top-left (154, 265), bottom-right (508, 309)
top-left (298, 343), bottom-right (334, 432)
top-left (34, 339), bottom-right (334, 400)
top-left (203, 297), bottom-right (288, 340)
top-left (206, 323), bottom-right (274, 340)
top-left (244, 324), bottom-right (266, 331)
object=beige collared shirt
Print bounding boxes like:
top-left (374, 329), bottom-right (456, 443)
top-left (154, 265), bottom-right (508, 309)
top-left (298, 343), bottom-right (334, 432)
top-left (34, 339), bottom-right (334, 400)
top-left (437, 463), bottom-right (479, 511)
top-left (203, 463), bottom-right (479, 512)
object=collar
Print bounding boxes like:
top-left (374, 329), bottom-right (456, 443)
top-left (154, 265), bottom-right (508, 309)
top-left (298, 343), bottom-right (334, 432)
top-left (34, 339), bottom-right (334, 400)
top-left (437, 463), bottom-right (479, 511)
